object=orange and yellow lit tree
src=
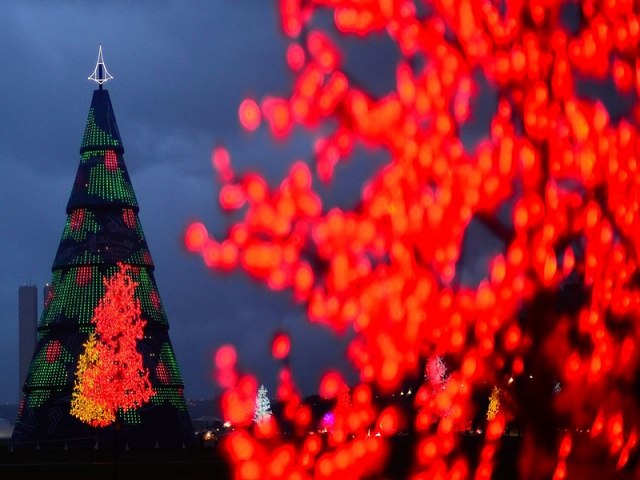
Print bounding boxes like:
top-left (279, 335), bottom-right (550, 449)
top-left (187, 1), bottom-right (640, 478)
top-left (486, 386), bottom-right (500, 422)
top-left (71, 263), bottom-right (154, 427)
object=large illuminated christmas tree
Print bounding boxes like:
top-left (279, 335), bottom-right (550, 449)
top-left (13, 47), bottom-right (194, 449)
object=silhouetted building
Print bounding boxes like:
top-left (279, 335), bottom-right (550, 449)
top-left (13, 51), bottom-right (194, 449)
top-left (18, 285), bottom-right (38, 402)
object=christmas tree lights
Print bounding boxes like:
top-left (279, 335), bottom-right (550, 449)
top-left (486, 386), bottom-right (500, 422)
top-left (14, 75), bottom-right (193, 448)
top-left (70, 264), bottom-right (154, 427)
top-left (70, 333), bottom-right (114, 426)
top-left (81, 109), bottom-right (120, 150)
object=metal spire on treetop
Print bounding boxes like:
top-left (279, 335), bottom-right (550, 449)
top-left (88, 45), bottom-right (113, 89)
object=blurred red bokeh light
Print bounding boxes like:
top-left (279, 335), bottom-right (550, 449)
top-left (189, 1), bottom-right (640, 478)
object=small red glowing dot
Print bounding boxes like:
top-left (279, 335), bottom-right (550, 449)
top-left (185, 222), bottom-right (208, 252)
top-left (319, 371), bottom-right (344, 398)
top-left (215, 344), bottom-right (237, 370)
top-left (272, 332), bottom-right (291, 359)
top-left (286, 43), bottom-right (305, 71)
top-left (239, 99), bottom-right (261, 132)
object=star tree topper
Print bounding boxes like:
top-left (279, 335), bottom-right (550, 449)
top-left (88, 45), bottom-right (113, 89)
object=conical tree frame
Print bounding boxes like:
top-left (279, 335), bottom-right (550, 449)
top-left (13, 88), bottom-right (194, 449)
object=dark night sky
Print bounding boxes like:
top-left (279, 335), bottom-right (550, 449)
top-left (0, 1), bottom-right (504, 405)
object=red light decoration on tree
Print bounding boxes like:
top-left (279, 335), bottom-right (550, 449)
top-left (122, 208), bottom-right (137, 229)
top-left (70, 209), bottom-right (85, 231)
top-left (150, 289), bottom-right (161, 310)
top-left (193, 1), bottom-right (640, 478)
top-left (104, 150), bottom-right (118, 171)
top-left (75, 266), bottom-right (93, 287)
top-left (45, 340), bottom-right (62, 363)
top-left (70, 263), bottom-right (154, 427)
top-left (156, 362), bottom-right (170, 385)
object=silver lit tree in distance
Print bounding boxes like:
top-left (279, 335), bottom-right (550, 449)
top-left (253, 384), bottom-right (272, 424)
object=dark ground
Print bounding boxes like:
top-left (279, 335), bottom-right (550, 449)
top-left (0, 436), bottom-right (511, 480)
top-left (0, 446), bottom-right (231, 480)
top-left (0, 435), bottom-right (635, 479)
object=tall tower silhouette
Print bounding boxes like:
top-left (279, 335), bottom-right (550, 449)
top-left (18, 285), bottom-right (38, 403)
top-left (13, 48), bottom-right (194, 449)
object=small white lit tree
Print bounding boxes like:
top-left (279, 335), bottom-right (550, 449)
top-left (253, 384), bottom-right (273, 424)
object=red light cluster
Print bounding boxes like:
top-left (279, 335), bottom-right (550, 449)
top-left (70, 209), bottom-right (86, 231)
top-left (104, 150), bottom-right (118, 171)
top-left (45, 340), bottom-right (62, 363)
top-left (192, 0), bottom-right (640, 478)
top-left (72, 263), bottom-right (154, 427)
top-left (75, 266), bottom-right (93, 287)
top-left (122, 208), bottom-right (137, 229)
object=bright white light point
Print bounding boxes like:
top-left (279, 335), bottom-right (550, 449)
top-left (88, 45), bottom-right (114, 86)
